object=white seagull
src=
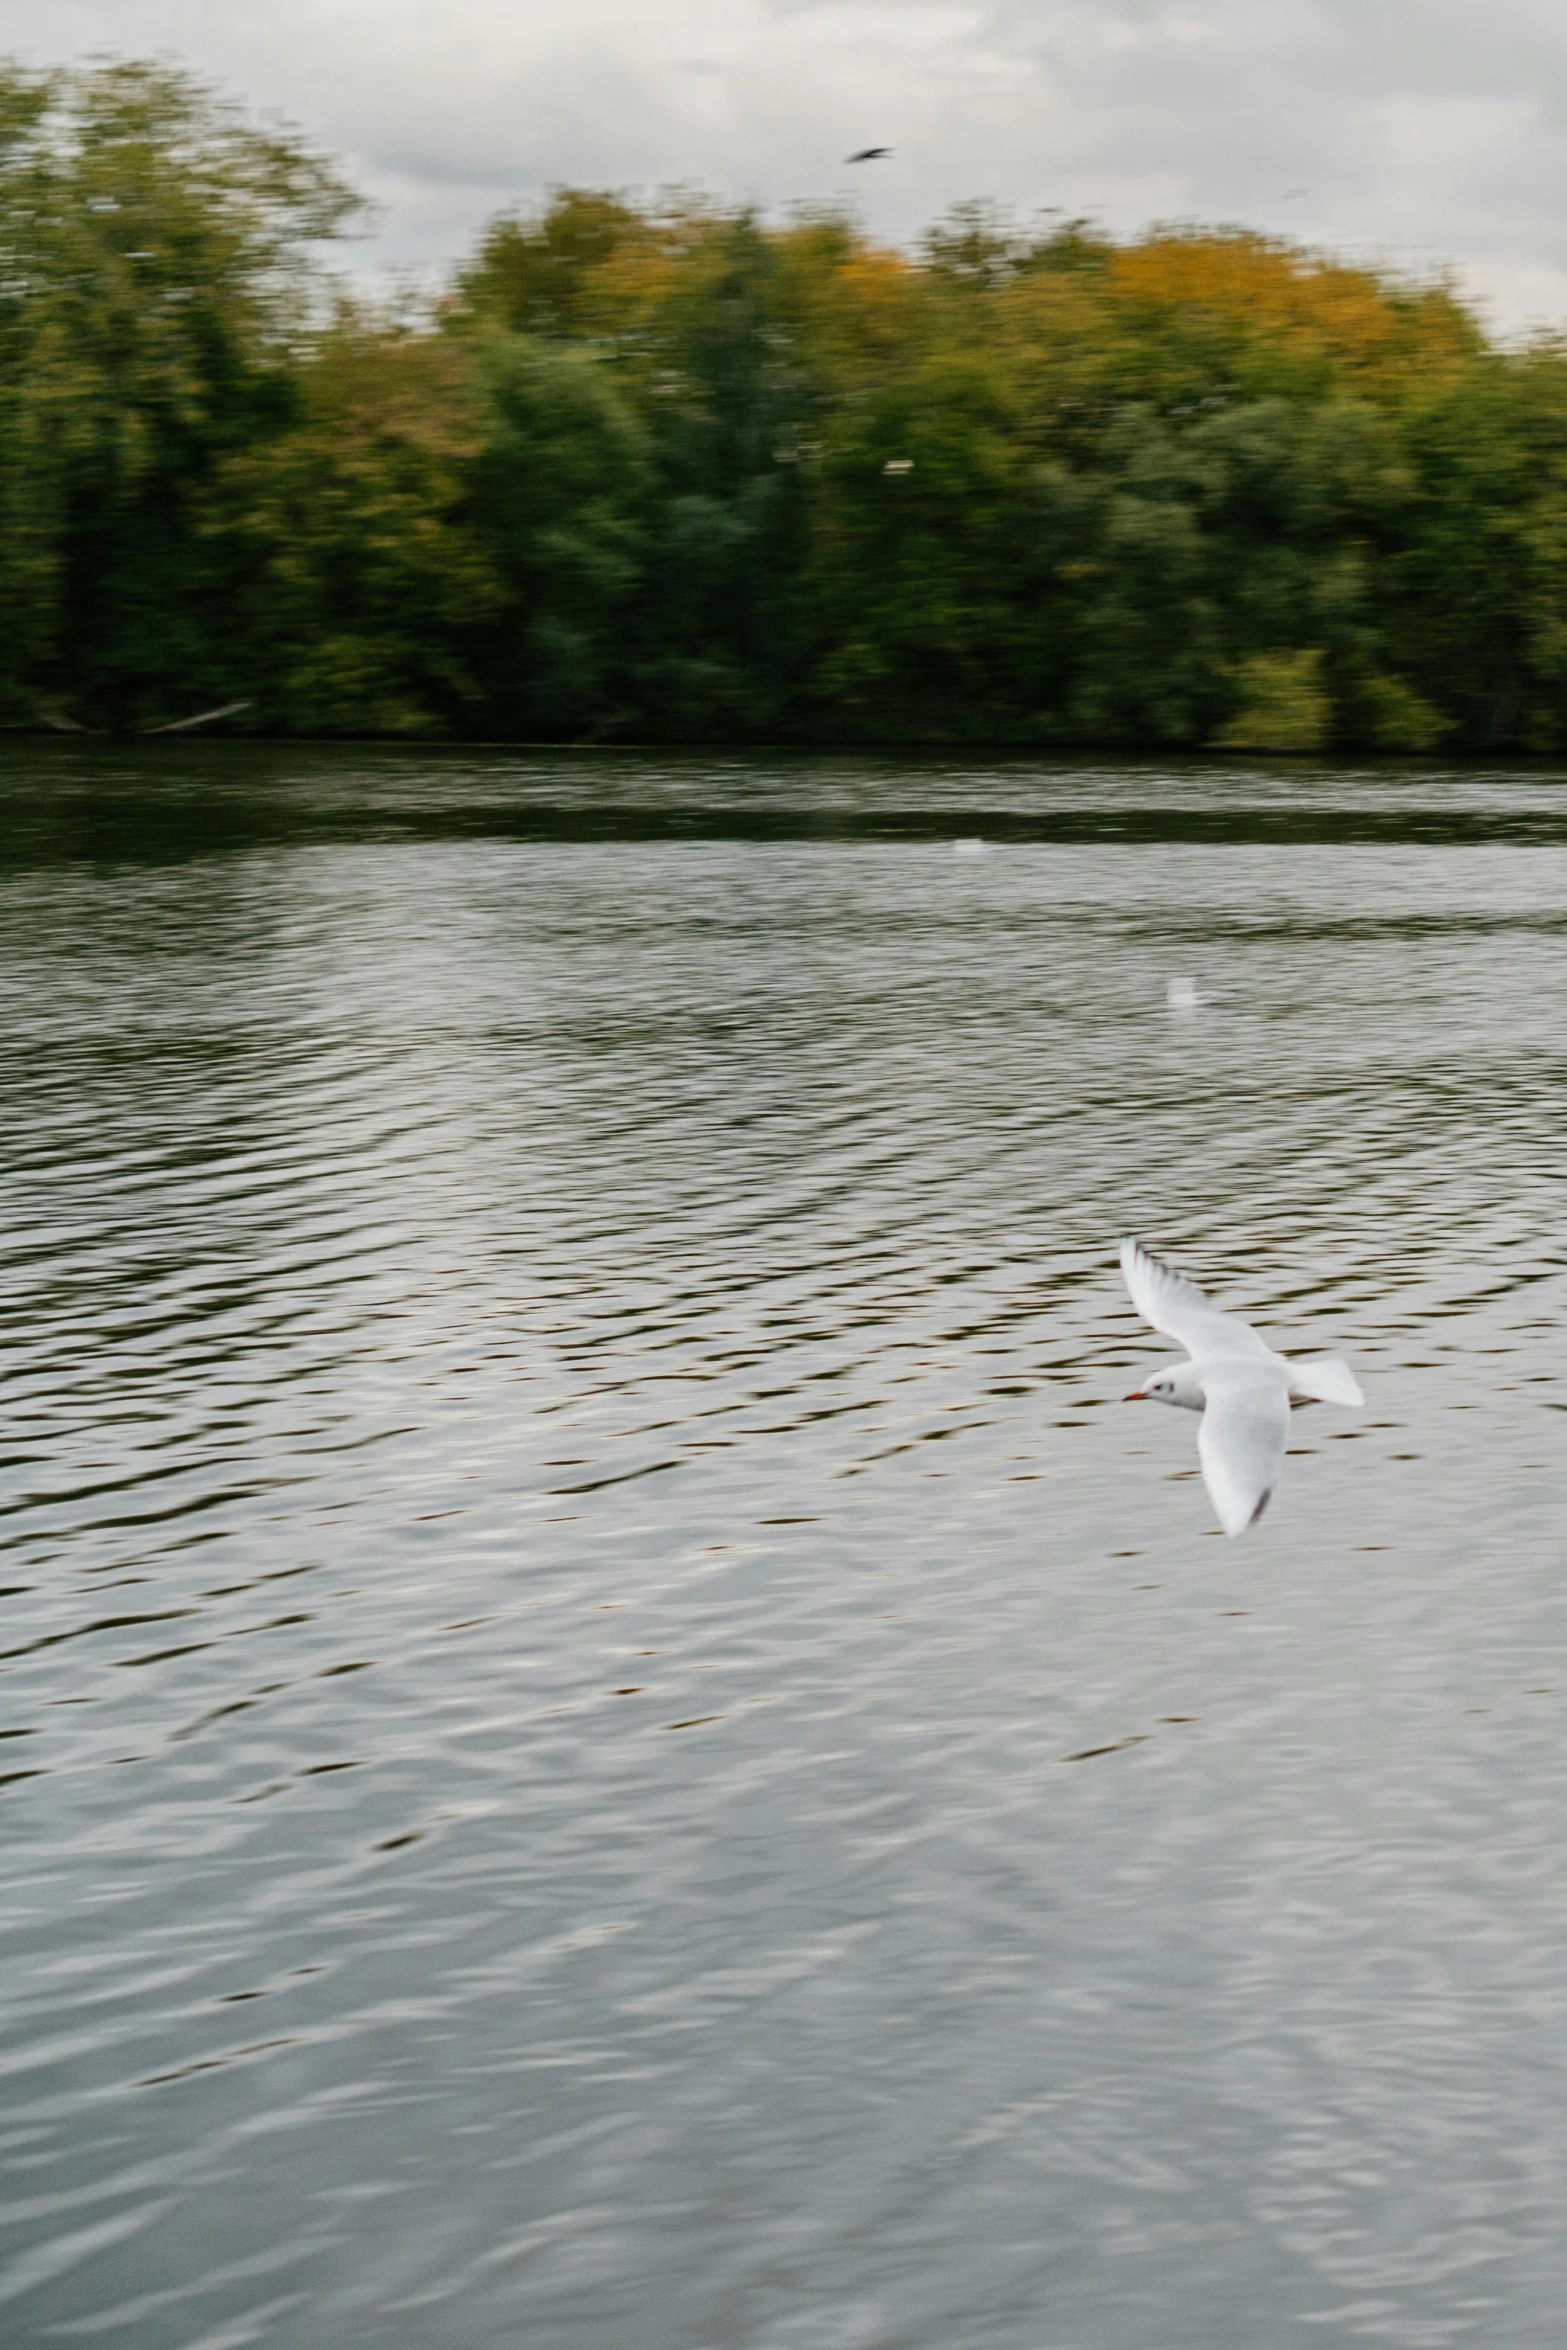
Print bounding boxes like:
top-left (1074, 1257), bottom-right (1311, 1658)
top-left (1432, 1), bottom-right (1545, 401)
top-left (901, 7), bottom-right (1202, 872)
top-left (1120, 1237), bottom-right (1364, 1535)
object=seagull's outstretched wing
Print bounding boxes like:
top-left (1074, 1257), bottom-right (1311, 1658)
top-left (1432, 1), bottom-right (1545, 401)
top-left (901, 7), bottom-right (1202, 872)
top-left (1197, 1371), bottom-right (1289, 1536)
top-left (1120, 1237), bottom-right (1271, 1361)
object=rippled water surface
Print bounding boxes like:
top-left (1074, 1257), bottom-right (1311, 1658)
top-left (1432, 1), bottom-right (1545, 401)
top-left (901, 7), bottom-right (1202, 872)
top-left (6, 745), bottom-right (1567, 2348)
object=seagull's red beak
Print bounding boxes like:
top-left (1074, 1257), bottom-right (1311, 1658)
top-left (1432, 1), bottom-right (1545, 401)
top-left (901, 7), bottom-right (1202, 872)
top-left (1123, 1388), bottom-right (1147, 1402)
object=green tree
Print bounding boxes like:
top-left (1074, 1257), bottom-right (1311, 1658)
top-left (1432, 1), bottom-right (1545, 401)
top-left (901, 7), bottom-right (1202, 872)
top-left (1214, 650), bottom-right (1331, 751)
top-left (463, 337), bottom-right (649, 736)
top-left (806, 349), bottom-right (1061, 736)
top-left (217, 312), bottom-right (496, 734)
top-left (0, 56), bottom-right (356, 729)
top-left (447, 189), bottom-right (643, 341)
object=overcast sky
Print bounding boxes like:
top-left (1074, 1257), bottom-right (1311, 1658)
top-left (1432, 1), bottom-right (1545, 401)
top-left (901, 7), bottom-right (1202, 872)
top-left (11, 0), bottom-right (1567, 333)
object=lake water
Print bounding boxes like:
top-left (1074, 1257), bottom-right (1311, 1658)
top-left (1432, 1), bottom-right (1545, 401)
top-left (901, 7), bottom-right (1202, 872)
top-left (4, 745), bottom-right (1567, 2348)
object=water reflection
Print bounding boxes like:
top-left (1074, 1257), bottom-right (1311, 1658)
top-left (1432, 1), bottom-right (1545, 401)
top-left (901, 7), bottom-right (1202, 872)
top-left (1, 749), bottom-right (1566, 2346)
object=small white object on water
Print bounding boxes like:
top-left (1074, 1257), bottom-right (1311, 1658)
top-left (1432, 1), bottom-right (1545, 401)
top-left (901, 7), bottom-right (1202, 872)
top-left (1166, 975), bottom-right (1218, 1011)
top-left (952, 838), bottom-right (990, 857)
top-left (1120, 1237), bottom-right (1364, 1537)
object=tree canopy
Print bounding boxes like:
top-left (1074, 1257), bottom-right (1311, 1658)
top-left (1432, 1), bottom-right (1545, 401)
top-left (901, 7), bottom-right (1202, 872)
top-left (5, 57), bottom-right (1567, 749)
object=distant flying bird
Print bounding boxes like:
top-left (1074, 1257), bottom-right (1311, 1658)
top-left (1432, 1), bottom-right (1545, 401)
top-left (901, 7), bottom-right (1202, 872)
top-left (846, 147), bottom-right (892, 163)
top-left (1120, 1238), bottom-right (1364, 1536)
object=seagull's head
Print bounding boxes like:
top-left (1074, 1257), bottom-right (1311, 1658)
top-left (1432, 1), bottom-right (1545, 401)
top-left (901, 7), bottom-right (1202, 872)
top-left (1125, 1362), bottom-right (1203, 1410)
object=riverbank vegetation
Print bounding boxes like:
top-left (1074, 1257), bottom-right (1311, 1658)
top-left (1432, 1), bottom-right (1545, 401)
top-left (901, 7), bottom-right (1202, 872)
top-left (7, 57), bottom-right (1567, 749)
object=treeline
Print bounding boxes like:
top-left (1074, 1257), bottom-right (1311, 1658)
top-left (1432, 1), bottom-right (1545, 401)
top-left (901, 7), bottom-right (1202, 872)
top-left (7, 60), bottom-right (1567, 749)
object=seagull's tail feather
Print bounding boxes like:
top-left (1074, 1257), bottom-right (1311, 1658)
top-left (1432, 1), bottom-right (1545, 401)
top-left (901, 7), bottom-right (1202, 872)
top-left (1287, 1354), bottom-right (1364, 1407)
